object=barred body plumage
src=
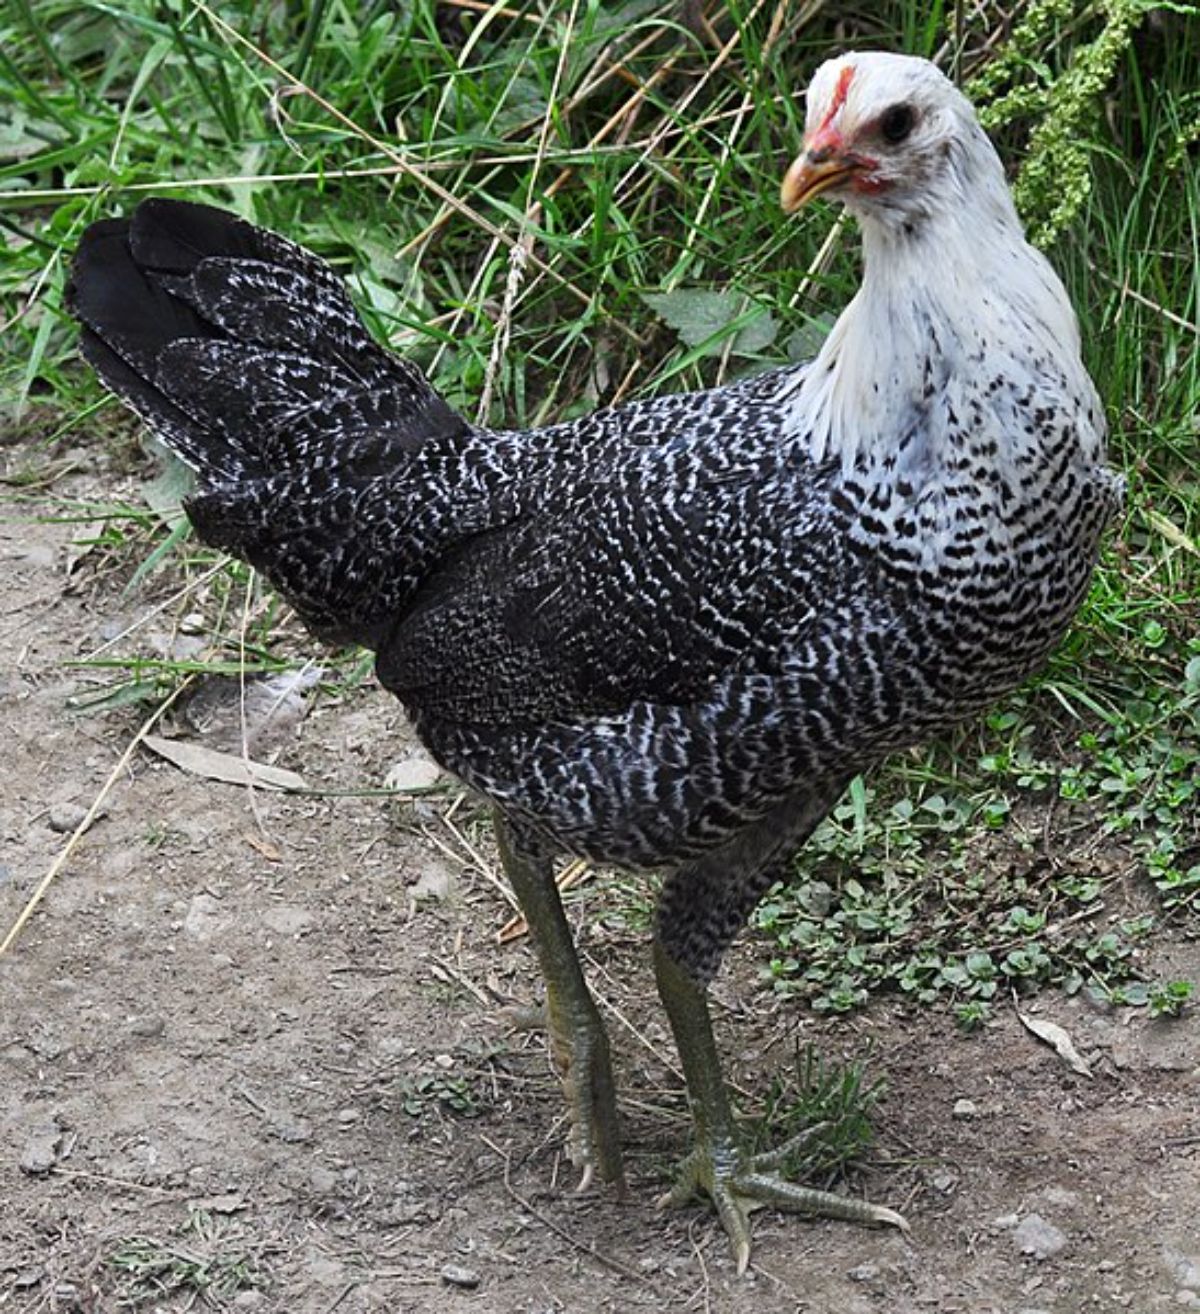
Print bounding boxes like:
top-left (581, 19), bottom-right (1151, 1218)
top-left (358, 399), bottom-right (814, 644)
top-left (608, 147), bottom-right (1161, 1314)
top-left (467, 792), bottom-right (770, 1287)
top-left (68, 49), bottom-right (1124, 1263)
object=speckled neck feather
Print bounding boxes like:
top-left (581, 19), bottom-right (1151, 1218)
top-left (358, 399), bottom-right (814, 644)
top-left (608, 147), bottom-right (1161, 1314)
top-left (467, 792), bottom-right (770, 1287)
top-left (784, 99), bottom-right (1105, 485)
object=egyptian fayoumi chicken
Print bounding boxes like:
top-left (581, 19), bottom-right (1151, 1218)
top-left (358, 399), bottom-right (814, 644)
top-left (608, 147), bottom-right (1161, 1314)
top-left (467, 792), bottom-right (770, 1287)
top-left (69, 51), bottom-right (1122, 1270)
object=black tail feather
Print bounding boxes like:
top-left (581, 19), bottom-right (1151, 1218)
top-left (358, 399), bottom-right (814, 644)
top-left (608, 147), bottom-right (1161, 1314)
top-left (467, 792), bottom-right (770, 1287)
top-left (124, 198), bottom-right (345, 293)
top-left (67, 199), bottom-right (463, 487)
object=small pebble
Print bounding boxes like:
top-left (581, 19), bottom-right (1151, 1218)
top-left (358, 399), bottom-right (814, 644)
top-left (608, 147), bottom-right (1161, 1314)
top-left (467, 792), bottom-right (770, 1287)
top-left (1014, 1213), bottom-right (1068, 1260)
top-left (409, 863), bottom-right (455, 904)
top-left (336, 1107), bottom-right (360, 1125)
top-left (48, 803), bottom-right (89, 834)
top-left (270, 1114), bottom-right (313, 1145)
top-left (848, 1263), bottom-right (880, 1284)
top-left (384, 757), bottom-right (442, 793)
top-left (129, 1016), bottom-right (165, 1039)
top-left (952, 1098), bottom-right (978, 1119)
top-left (308, 1165), bottom-right (338, 1194)
top-left (1110, 1042), bottom-right (1135, 1070)
top-left (1165, 1248), bottom-right (1200, 1291)
top-left (441, 1263), bottom-right (480, 1289)
top-left (19, 1128), bottom-right (61, 1176)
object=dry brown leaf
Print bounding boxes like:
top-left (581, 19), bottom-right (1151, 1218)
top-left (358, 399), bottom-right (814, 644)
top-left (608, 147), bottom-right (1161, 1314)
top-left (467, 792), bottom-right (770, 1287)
top-left (143, 734), bottom-right (307, 792)
top-left (1017, 1010), bottom-right (1093, 1078)
top-left (244, 833), bottom-right (283, 862)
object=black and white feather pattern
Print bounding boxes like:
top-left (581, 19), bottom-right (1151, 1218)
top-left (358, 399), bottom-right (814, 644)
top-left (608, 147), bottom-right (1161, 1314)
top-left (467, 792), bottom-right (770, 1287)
top-left (69, 88), bottom-right (1121, 980)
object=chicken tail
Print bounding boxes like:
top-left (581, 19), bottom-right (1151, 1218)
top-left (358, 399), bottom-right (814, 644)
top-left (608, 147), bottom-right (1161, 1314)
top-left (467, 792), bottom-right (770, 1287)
top-left (67, 199), bottom-right (474, 647)
top-left (67, 199), bottom-right (463, 487)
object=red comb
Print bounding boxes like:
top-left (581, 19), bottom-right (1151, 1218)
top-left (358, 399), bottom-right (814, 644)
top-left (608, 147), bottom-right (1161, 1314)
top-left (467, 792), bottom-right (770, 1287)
top-left (818, 66), bottom-right (854, 136)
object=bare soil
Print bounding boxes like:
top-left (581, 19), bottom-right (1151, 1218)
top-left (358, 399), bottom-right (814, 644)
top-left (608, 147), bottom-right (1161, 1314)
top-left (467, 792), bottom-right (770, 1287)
top-left (2, 438), bottom-right (1198, 1314)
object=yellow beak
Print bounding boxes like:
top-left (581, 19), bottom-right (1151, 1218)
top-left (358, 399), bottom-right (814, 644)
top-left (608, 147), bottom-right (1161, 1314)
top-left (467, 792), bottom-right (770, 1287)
top-left (780, 152), bottom-right (860, 213)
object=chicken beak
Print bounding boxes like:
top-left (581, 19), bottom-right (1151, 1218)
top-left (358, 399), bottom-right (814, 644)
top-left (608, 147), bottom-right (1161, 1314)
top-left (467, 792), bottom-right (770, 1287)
top-left (780, 148), bottom-right (861, 213)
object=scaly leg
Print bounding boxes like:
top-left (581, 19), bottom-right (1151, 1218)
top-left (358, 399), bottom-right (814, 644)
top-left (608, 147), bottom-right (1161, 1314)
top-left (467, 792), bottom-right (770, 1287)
top-left (654, 942), bottom-right (906, 1274)
top-left (652, 781), bottom-right (905, 1272)
top-left (495, 812), bottom-right (625, 1194)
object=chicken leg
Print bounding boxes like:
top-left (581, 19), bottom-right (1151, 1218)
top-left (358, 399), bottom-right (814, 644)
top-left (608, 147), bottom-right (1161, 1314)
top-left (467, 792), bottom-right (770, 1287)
top-left (651, 782), bottom-right (905, 1271)
top-left (495, 812), bottom-right (625, 1193)
top-left (653, 942), bottom-right (906, 1273)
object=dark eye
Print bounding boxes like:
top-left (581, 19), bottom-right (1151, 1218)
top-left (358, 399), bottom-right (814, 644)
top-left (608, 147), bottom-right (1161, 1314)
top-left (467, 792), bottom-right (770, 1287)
top-left (880, 103), bottom-right (915, 144)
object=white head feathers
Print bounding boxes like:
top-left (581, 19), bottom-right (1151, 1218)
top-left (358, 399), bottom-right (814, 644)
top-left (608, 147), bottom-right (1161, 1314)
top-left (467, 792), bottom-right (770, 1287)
top-left (780, 52), bottom-right (1103, 480)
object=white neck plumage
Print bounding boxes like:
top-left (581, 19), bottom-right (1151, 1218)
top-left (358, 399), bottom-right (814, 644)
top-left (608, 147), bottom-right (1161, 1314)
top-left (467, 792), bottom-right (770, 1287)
top-left (783, 127), bottom-right (1104, 480)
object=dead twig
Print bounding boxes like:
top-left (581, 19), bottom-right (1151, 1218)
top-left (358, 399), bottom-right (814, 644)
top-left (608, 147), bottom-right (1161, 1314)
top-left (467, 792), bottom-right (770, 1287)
top-left (0, 677), bottom-right (193, 957)
top-left (481, 1136), bottom-right (652, 1285)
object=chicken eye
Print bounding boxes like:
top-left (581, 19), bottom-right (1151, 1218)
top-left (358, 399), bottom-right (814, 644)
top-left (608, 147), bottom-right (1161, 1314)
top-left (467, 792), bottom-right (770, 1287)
top-left (880, 103), bottom-right (915, 144)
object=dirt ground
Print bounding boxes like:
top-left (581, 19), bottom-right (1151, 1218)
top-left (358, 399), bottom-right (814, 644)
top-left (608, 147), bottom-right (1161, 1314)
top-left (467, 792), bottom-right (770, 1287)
top-left (2, 437), bottom-right (1198, 1314)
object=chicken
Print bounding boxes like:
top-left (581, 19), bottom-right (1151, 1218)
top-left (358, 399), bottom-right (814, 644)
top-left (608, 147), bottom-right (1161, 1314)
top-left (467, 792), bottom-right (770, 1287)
top-left (68, 51), bottom-right (1122, 1271)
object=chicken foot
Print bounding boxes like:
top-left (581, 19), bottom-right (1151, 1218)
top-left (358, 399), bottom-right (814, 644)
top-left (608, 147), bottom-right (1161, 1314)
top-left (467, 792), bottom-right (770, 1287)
top-left (653, 942), bottom-right (907, 1274)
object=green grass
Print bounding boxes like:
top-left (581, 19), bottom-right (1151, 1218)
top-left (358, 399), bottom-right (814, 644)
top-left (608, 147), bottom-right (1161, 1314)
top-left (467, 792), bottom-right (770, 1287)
top-left (753, 1043), bottom-right (887, 1186)
top-left (1, 0), bottom-right (1197, 1014)
top-left (107, 1209), bottom-right (263, 1308)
